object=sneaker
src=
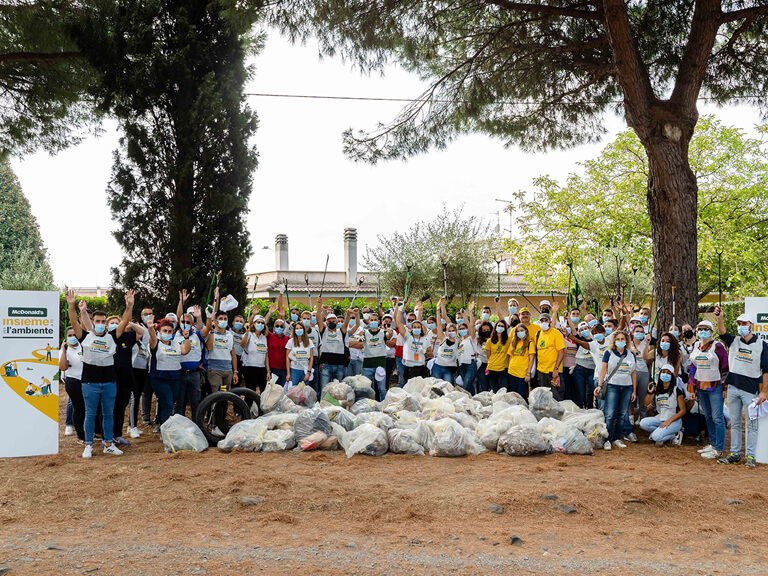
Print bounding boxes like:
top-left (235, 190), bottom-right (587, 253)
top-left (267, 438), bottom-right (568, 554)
top-left (613, 440), bottom-right (627, 448)
top-left (129, 427), bottom-right (141, 439)
top-left (103, 444), bottom-right (124, 456)
top-left (655, 441), bottom-right (665, 446)
top-left (745, 456), bottom-right (756, 468)
top-left (152, 425), bottom-right (160, 433)
top-left (142, 420), bottom-right (151, 426)
top-left (76, 439), bottom-right (85, 445)
top-left (212, 426), bottom-right (223, 437)
top-left (717, 453), bottom-right (741, 465)
top-left (82, 445), bottom-right (93, 459)
top-left (114, 436), bottom-right (131, 447)
top-left (603, 441), bottom-right (612, 451)
top-left (64, 425), bottom-right (74, 436)
top-left (698, 444), bottom-right (715, 454)
top-left (624, 432), bottom-right (638, 443)
top-left (702, 450), bottom-right (720, 459)
top-left (673, 431), bottom-right (683, 446)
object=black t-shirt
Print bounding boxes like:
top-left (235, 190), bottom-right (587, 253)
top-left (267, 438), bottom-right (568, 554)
top-left (113, 330), bottom-right (137, 370)
top-left (77, 331), bottom-right (118, 384)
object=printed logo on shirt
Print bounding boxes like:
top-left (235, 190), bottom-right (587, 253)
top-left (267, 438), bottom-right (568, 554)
top-left (89, 339), bottom-right (109, 351)
top-left (735, 347), bottom-right (754, 363)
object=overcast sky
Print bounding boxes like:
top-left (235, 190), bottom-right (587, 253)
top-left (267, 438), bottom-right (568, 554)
top-left (10, 32), bottom-right (765, 288)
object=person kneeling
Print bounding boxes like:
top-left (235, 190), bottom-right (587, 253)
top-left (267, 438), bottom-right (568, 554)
top-left (639, 364), bottom-right (685, 446)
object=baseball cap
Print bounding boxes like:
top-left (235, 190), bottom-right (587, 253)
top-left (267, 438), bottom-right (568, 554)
top-left (519, 307), bottom-right (530, 314)
top-left (697, 320), bottom-right (714, 329)
top-left (736, 313), bottom-right (753, 323)
top-left (165, 313), bottom-right (178, 322)
top-left (539, 313), bottom-right (552, 321)
top-left (540, 300), bottom-right (552, 307)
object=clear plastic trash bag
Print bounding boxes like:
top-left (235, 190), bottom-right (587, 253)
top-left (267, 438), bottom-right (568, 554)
top-left (160, 415), bottom-right (208, 453)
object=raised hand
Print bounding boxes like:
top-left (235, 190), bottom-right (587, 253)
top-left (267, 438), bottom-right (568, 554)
top-left (713, 305), bottom-right (722, 318)
top-left (192, 305), bottom-right (202, 319)
top-left (268, 302), bottom-right (277, 314)
top-left (180, 289), bottom-right (189, 304)
top-left (78, 299), bottom-right (87, 312)
top-left (65, 289), bottom-right (76, 305)
top-left (125, 289), bottom-right (135, 307)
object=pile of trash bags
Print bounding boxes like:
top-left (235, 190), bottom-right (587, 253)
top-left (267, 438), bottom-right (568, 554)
top-left (214, 379), bottom-right (609, 458)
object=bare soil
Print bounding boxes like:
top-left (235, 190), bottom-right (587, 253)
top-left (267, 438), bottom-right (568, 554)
top-left (0, 394), bottom-right (764, 576)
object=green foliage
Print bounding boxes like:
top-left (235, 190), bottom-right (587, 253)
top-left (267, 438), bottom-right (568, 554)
top-left (512, 116), bottom-right (768, 303)
top-left (698, 301), bottom-right (744, 336)
top-left (0, 246), bottom-right (55, 291)
top-left (57, 293), bottom-right (117, 339)
top-left (363, 205), bottom-right (498, 304)
top-left (72, 0), bottom-right (261, 312)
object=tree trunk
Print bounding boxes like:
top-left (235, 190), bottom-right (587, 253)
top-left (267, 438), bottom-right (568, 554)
top-left (642, 123), bottom-right (699, 333)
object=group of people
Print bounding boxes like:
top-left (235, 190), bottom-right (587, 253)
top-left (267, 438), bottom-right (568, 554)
top-left (59, 287), bottom-right (768, 466)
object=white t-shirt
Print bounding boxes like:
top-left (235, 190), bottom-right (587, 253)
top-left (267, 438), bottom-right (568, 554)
top-left (285, 339), bottom-right (315, 372)
top-left (64, 343), bottom-right (84, 381)
top-left (403, 332), bottom-right (429, 367)
top-left (243, 333), bottom-right (268, 368)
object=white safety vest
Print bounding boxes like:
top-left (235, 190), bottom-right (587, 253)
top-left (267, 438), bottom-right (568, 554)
top-left (435, 338), bottom-right (459, 367)
top-left (363, 328), bottom-right (387, 359)
top-left (403, 333), bottom-right (428, 367)
top-left (229, 330), bottom-right (245, 357)
top-left (132, 329), bottom-right (150, 370)
top-left (243, 333), bottom-right (268, 368)
top-left (208, 331), bottom-right (234, 361)
top-left (176, 332), bottom-right (203, 364)
top-left (320, 328), bottom-right (346, 355)
top-left (155, 339), bottom-right (182, 371)
top-left (691, 341), bottom-right (722, 383)
top-left (728, 336), bottom-right (764, 379)
top-left (81, 332), bottom-right (117, 367)
top-left (457, 336), bottom-right (476, 365)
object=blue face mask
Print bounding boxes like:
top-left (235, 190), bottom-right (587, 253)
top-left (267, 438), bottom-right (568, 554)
top-left (481, 313), bottom-right (490, 321)
top-left (698, 330), bottom-right (711, 340)
top-left (255, 323), bottom-right (265, 332)
top-left (458, 328), bottom-right (468, 338)
top-left (738, 325), bottom-right (750, 337)
top-left (406, 321), bottom-right (412, 329)
top-left (671, 330), bottom-right (679, 338)
top-left (311, 317), bottom-right (317, 325)
top-left (108, 323), bottom-right (118, 332)
top-left (605, 327), bottom-right (613, 336)
top-left (447, 332), bottom-right (456, 340)
top-left (302, 319), bottom-right (310, 328)
top-left (594, 333), bottom-right (605, 343)
top-left (457, 318), bottom-right (465, 325)
top-left (369, 321), bottom-right (379, 330)
top-left (294, 328), bottom-right (304, 336)
top-left (496, 326), bottom-right (505, 333)
top-left (94, 323), bottom-right (106, 335)
top-left (217, 320), bottom-right (227, 329)
top-left (427, 323), bottom-right (436, 331)
top-left (660, 342), bottom-right (671, 351)
top-left (588, 319), bottom-right (598, 328)
top-left (160, 332), bottom-right (173, 342)
top-left (615, 341), bottom-right (626, 350)
top-left (638, 315), bottom-right (648, 324)
top-left (440, 319), bottom-right (446, 325)
top-left (412, 328), bottom-right (421, 336)
top-left (634, 332), bottom-right (644, 340)
top-left (509, 306), bottom-right (517, 315)
top-left (566, 327), bottom-right (571, 334)
top-left (233, 322), bottom-right (243, 331)
top-left (180, 323), bottom-right (190, 331)
top-left (67, 336), bottom-right (78, 346)
top-left (660, 373), bottom-right (672, 383)
top-left (349, 319), bottom-right (356, 327)
top-left (581, 329), bottom-right (592, 339)
top-left (571, 316), bottom-right (581, 324)
top-left (274, 326), bottom-right (284, 335)
top-left (290, 313), bottom-right (298, 322)
top-left (143, 315), bottom-right (152, 324)
top-left (602, 316), bottom-right (610, 324)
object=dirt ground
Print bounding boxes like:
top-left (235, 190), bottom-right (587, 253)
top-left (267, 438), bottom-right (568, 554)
top-left (0, 394), bottom-right (765, 576)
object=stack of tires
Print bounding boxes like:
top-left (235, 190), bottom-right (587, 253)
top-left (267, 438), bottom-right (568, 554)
top-left (195, 388), bottom-right (261, 447)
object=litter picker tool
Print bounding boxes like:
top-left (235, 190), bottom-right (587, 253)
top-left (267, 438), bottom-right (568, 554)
top-left (717, 248), bottom-right (723, 309)
top-left (304, 273), bottom-right (312, 310)
top-left (350, 276), bottom-right (365, 308)
top-left (283, 278), bottom-right (290, 312)
top-left (494, 256), bottom-right (502, 297)
top-left (204, 260), bottom-right (220, 309)
top-left (595, 257), bottom-right (612, 302)
top-left (672, 285), bottom-right (676, 328)
top-left (442, 260), bottom-right (448, 298)
top-left (319, 254), bottom-right (330, 298)
top-left (629, 267), bottom-right (638, 305)
top-left (404, 262), bottom-right (414, 302)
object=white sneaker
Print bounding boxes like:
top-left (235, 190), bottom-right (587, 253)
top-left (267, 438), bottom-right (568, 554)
top-left (103, 444), bottom-right (124, 456)
top-left (603, 441), bottom-right (612, 451)
top-left (624, 432), bottom-right (638, 443)
top-left (613, 440), bottom-right (627, 448)
top-left (65, 425), bottom-right (74, 436)
top-left (82, 445), bottom-right (93, 459)
top-left (698, 444), bottom-right (715, 454)
top-left (212, 426), bottom-right (223, 437)
top-left (673, 431), bottom-right (683, 446)
top-left (701, 450), bottom-right (720, 460)
top-left (655, 441), bottom-right (665, 446)
top-left (129, 427), bottom-right (141, 439)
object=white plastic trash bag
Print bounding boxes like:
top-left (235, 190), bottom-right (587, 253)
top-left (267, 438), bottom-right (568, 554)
top-left (160, 414), bottom-right (208, 453)
top-left (261, 429), bottom-right (296, 452)
top-left (356, 411), bottom-right (394, 433)
top-left (342, 423), bottom-right (389, 458)
top-left (217, 419), bottom-right (268, 453)
top-left (387, 428), bottom-right (425, 456)
top-left (219, 294), bottom-right (239, 312)
top-left (528, 387), bottom-right (565, 421)
top-left (350, 398), bottom-right (382, 415)
top-left (497, 423), bottom-right (550, 456)
top-left (320, 381), bottom-right (356, 408)
top-left (417, 418), bottom-right (484, 457)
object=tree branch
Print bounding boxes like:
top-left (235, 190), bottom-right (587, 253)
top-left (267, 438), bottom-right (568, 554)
top-left (0, 51), bottom-right (83, 64)
top-left (486, 0), bottom-right (602, 20)
top-left (720, 4), bottom-right (768, 23)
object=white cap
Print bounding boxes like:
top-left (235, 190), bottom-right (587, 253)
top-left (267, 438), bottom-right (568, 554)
top-left (186, 306), bottom-right (196, 314)
top-left (736, 313), bottom-right (753, 324)
top-left (253, 315), bottom-right (264, 321)
top-left (697, 320), bottom-right (714, 329)
top-left (540, 300), bottom-right (552, 307)
top-left (660, 363), bottom-right (674, 373)
top-left (165, 313), bottom-right (178, 322)
top-left (578, 321), bottom-right (590, 330)
top-left (630, 316), bottom-right (642, 324)
top-left (326, 313), bottom-right (337, 320)
top-left (375, 366), bottom-right (386, 381)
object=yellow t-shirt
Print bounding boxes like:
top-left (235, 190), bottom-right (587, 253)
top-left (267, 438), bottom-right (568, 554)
top-left (507, 339), bottom-right (534, 378)
top-left (524, 323), bottom-right (540, 341)
top-left (485, 337), bottom-right (511, 372)
top-left (534, 328), bottom-right (565, 374)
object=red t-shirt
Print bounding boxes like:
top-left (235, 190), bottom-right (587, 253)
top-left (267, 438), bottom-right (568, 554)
top-left (267, 332), bottom-right (290, 370)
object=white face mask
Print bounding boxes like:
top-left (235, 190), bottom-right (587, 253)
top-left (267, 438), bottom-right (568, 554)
top-left (540, 322), bottom-right (550, 331)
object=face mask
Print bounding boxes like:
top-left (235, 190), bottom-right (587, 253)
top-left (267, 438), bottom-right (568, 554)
top-left (302, 319), bottom-right (310, 327)
top-left (369, 321), bottom-right (379, 330)
top-left (481, 313), bottom-right (490, 321)
top-left (671, 330), bottom-right (679, 338)
top-left (457, 318), bottom-right (465, 325)
top-left (440, 319), bottom-right (446, 325)
top-left (540, 322), bottom-right (550, 331)
top-left (458, 329), bottom-right (468, 338)
top-left (509, 306), bottom-right (517, 315)
top-left (67, 336), bottom-right (78, 346)
top-left (634, 332), bottom-right (644, 340)
top-left (311, 317), bottom-right (317, 325)
top-left (581, 329), bottom-right (592, 339)
top-left (327, 322), bottom-right (337, 330)
top-left (588, 319), bottom-right (598, 328)
top-left (290, 313), bottom-right (298, 322)
top-left (698, 330), bottom-right (711, 340)
top-left (94, 324), bottom-right (106, 335)
top-left (412, 328), bottom-right (422, 336)
top-left (605, 327), bottom-right (614, 336)
top-left (516, 331), bottom-right (526, 339)
top-left (180, 323), bottom-right (191, 331)
top-left (639, 315), bottom-right (648, 324)
top-left (510, 318), bottom-right (520, 327)
top-left (496, 326), bottom-right (505, 333)
top-left (427, 323), bottom-right (436, 331)
top-left (683, 330), bottom-right (694, 340)
top-left (660, 341), bottom-right (671, 351)
top-left (363, 313), bottom-right (370, 321)
top-left (255, 323), bottom-right (265, 332)
top-left (602, 316), bottom-right (610, 324)
top-left (660, 373), bottom-right (672, 383)
top-left (160, 332), bottom-right (173, 342)
top-left (594, 333), bottom-right (605, 343)
top-left (447, 331), bottom-right (456, 340)
top-left (108, 323), bottom-right (118, 332)
top-left (406, 322), bottom-right (412, 329)
top-left (275, 327), bottom-right (284, 335)
top-left (571, 316), bottom-right (580, 323)
top-left (233, 322), bottom-right (243, 331)
top-left (615, 341), bottom-right (626, 350)
top-left (738, 326), bottom-right (750, 337)
top-left (217, 320), bottom-right (227, 329)
top-left (294, 328), bottom-right (304, 336)
top-left (349, 319), bottom-right (356, 327)
top-left (143, 315), bottom-right (152, 324)
top-left (566, 327), bottom-right (571, 334)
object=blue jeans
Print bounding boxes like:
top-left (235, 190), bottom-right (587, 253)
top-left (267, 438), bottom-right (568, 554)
top-left (476, 363), bottom-right (490, 393)
top-left (458, 362), bottom-right (477, 395)
top-left (571, 365), bottom-right (594, 409)
top-left (320, 364), bottom-right (347, 388)
top-left (698, 383), bottom-right (726, 452)
top-left (639, 416), bottom-right (683, 442)
top-left (66, 397), bottom-right (74, 426)
top-left (396, 357), bottom-right (405, 386)
top-left (346, 359), bottom-right (363, 377)
top-left (290, 368), bottom-right (307, 387)
top-left (271, 368), bottom-right (287, 387)
top-left (82, 381), bottom-right (117, 445)
top-left (174, 370), bottom-right (201, 418)
top-left (507, 374), bottom-right (528, 400)
top-left (727, 386), bottom-right (758, 458)
top-left (151, 375), bottom-right (180, 426)
top-left (362, 367), bottom-right (388, 402)
top-left (430, 364), bottom-right (454, 383)
top-left (604, 384), bottom-right (633, 442)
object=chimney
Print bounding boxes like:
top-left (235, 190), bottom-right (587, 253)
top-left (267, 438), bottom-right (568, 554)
top-left (344, 228), bottom-right (357, 285)
top-left (275, 234), bottom-right (289, 271)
